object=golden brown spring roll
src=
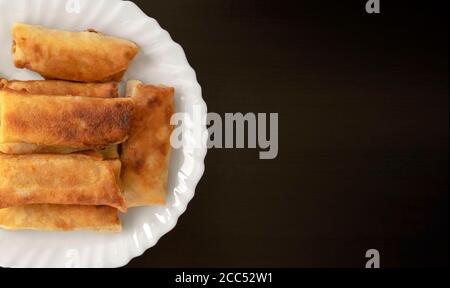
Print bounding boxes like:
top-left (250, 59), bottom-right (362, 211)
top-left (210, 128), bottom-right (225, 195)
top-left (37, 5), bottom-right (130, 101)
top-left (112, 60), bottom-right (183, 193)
top-left (0, 205), bottom-right (121, 232)
top-left (0, 153), bottom-right (127, 212)
top-left (0, 79), bottom-right (120, 156)
top-left (12, 23), bottom-right (139, 83)
top-left (0, 78), bottom-right (118, 98)
top-left (121, 81), bottom-right (174, 207)
top-left (0, 89), bottom-right (133, 152)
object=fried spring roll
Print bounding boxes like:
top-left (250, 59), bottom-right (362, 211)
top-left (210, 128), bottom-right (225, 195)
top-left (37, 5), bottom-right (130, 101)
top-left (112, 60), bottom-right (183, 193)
top-left (0, 205), bottom-right (121, 232)
top-left (0, 78), bottom-right (119, 98)
top-left (0, 89), bottom-right (133, 152)
top-left (12, 23), bottom-right (139, 83)
top-left (0, 79), bottom-right (120, 156)
top-left (0, 154), bottom-right (127, 212)
top-left (121, 81), bottom-right (174, 207)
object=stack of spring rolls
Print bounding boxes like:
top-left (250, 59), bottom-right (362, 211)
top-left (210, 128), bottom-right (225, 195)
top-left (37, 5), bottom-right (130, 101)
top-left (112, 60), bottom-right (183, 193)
top-left (0, 23), bottom-right (174, 232)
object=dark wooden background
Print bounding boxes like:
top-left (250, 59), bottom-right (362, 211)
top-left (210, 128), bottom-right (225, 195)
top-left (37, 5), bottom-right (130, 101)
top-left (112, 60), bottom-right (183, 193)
top-left (126, 0), bottom-right (448, 268)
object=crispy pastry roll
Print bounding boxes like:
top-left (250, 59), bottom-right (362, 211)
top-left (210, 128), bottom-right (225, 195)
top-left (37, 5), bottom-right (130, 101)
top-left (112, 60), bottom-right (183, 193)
top-left (0, 79), bottom-right (121, 155)
top-left (0, 154), bottom-right (127, 212)
top-left (0, 205), bottom-right (121, 232)
top-left (0, 89), bottom-right (133, 152)
top-left (121, 81), bottom-right (174, 207)
top-left (0, 78), bottom-right (119, 98)
top-left (12, 23), bottom-right (139, 82)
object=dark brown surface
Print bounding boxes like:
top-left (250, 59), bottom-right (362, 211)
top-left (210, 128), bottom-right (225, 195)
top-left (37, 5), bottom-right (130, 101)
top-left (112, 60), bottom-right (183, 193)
top-left (127, 0), bottom-right (449, 267)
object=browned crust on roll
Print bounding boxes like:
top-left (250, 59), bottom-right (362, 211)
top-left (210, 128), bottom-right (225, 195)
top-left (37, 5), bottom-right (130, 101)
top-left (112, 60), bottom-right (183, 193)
top-left (0, 153), bottom-right (127, 212)
top-left (0, 205), bottom-right (121, 232)
top-left (0, 89), bottom-right (133, 149)
top-left (0, 79), bottom-right (118, 98)
top-left (12, 23), bottom-right (139, 83)
top-left (121, 81), bottom-right (174, 207)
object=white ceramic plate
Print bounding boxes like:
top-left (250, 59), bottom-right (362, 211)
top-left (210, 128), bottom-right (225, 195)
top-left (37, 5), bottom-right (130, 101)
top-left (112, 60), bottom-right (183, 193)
top-left (0, 0), bottom-right (207, 268)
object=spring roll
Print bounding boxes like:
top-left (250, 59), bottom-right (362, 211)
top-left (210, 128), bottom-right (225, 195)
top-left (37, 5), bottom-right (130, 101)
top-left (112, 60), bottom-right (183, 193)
top-left (0, 154), bottom-right (127, 212)
top-left (12, 23), bottom-right (139, 83)
top-left (0, 205), bottom-right (121, 232)
top-left (121, 81), bottom-right (174, 207)
top-left (0, 79), bottom-right (120, 156)
top-left (0, 78), bottom-right (118, 98)
top-left (0, 89), bottom-right (133, 152)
